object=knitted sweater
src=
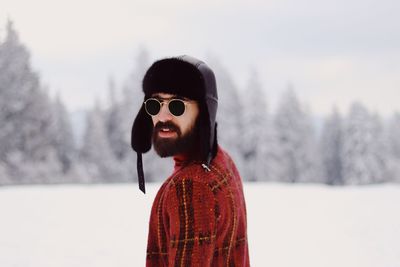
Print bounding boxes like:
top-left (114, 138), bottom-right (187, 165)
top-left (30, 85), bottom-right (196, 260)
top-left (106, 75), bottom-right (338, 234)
top-left (146, 146), bottom-right (250, 266)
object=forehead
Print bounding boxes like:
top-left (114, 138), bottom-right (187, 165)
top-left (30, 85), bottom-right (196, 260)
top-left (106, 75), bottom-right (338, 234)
top-left (151, 92), bottom-right (192, 101)
top-left (151, 92), bottom-right (176, 99)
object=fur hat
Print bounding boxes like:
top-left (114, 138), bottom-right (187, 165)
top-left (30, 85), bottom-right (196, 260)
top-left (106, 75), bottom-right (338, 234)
top-left (131, 55), bottom-right (218, 193)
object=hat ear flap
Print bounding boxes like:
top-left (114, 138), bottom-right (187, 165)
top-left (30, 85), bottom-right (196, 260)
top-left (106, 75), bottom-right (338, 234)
top-left (197, 101), bottom-right (211, 162)
top-left (131, 104), bottom-right (153, 153)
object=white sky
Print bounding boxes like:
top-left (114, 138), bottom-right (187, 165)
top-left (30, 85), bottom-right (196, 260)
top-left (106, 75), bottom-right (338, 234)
top-left (1, 0), bottom-right (399, 116)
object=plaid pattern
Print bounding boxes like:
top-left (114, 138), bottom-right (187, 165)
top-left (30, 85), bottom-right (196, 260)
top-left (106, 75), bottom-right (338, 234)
top-left (146, 147), bottom-right (250, 266)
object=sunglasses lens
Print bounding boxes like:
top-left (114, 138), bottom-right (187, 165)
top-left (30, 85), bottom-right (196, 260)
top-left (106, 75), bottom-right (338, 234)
top-left (168, 100), bottom-right (185, 116)
top-left (145, 99), bottom-right (161, 116)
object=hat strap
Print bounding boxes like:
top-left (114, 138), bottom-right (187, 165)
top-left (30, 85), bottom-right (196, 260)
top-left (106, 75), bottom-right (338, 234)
top-left (137, 152), bottom-right (146, 193)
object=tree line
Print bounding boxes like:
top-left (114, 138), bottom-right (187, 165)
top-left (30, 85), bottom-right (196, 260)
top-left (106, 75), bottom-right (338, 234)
top-left (1, 20), bottom-right (399, 186)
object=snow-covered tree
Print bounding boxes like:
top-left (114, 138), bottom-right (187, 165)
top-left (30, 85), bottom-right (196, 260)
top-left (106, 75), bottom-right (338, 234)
top-left (104, 76), bottom-right (139, 183)
top-left (387, 112), bottom-right (400, 182)
top-left (0, 19), bottom-right (36, 164)
top-left (241, 69), bottom-right (278, 181)
top-left (0, 20), bottom-right (61, 184)
top-left (369, 113), bottom-right (390, 183)
top-left (319, 108), bottom-right (344, 185)
top-left (80, 103), bottom-right (119, 182)
top-left (342, 103), bottom-right (388, 184)
top-left (206, 55), bottom-right (245, 176)
top-left (52, 95), bottom-right (76, 174)
top-left (105, 77), bottom-right (127, 161)
top-left (122, 47), bottom-right (150, 111)
top-left (0, 160), bottom-right (10, 185)
top-left (273, 86), bottom-right (321, 183)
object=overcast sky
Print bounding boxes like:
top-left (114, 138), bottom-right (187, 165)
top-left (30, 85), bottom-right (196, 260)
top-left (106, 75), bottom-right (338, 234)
top-left (1, 0), bottom-right (399, 116)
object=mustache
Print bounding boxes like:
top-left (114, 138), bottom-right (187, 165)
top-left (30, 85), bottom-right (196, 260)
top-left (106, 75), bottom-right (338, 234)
top-left (154, 121), bottom-right (181, 134)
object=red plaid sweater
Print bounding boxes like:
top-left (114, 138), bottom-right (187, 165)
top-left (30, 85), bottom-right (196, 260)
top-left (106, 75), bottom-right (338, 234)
top-left (146, 146), bottom-right (250, 266)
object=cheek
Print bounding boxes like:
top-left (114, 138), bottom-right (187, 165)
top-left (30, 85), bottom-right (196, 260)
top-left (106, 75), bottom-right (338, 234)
top-left (179, 115), bottom-right (198, 134)
top-left (151, 116), bottom-right (157, 126)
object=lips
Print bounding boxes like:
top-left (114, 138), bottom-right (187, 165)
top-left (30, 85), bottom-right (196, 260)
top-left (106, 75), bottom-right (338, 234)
top-left (154, 122), bottom-right (180, 138)
top-left (156, 127), bottom-right (176, 138)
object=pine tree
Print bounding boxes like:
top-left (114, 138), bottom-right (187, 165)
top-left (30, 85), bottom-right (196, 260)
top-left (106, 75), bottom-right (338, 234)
top-left (387, 112), bottom-right (400, 182)
top-left (122, 47), bottom-right (150, 110)
top-left (80, 103), bottom-right (118, 182)
top-left (0, 20), bottom-right (61, 184)
top-left (255, 122), bottom-right (282, 182)
top-left (320, 108), bottom-right (344, 185)
top-left (369, 113), bottom-right (389, 183)
top-left (206, 55), bottom-right (245, 175)
top-left (52, 94), bottom-right (76, 174)
top-left (105, 77), bottom-right (127, 160)
top-left (0, 19), bottom-right (35, 164)
top-left (273, 86), bottom-right (321, 183)
top-left (342, 103), bottom-right (387, 184)
top-left (0, 160), bottom-right (10, 184)
top-left (241, 70), bottom-right (270, 181)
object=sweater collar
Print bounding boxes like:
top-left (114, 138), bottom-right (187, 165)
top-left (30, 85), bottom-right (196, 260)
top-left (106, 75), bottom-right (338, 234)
top-left (173, 152), bottom-right (195, 174)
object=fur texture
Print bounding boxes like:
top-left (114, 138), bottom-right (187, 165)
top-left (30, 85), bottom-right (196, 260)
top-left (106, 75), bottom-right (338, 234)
top-left (142, 58), bottom-right (205, 101)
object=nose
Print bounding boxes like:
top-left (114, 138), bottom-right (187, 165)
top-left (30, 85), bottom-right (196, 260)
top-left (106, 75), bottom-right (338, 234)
top-left (157, 102), bottom-right (173, 122)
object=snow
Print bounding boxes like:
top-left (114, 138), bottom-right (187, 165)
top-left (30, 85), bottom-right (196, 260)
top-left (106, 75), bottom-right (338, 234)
top-left (1, 183), bottom-right (399, 267)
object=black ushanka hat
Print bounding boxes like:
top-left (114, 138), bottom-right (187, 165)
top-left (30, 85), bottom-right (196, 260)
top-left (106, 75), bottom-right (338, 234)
top-left (131, 55), bottom-right (218, 193)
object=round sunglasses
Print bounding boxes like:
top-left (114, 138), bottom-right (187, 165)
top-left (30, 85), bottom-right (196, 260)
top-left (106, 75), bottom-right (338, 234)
top-left (144, 98), bottom-right (189, 117)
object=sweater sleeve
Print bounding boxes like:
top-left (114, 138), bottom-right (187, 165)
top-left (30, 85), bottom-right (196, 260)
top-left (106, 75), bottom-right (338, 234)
top-left (165, 178), bottom-right (217, 267)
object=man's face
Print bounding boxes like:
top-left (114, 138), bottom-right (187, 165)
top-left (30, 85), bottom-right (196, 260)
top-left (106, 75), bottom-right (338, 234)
top-left (149, 92), bottom-right (199, 158)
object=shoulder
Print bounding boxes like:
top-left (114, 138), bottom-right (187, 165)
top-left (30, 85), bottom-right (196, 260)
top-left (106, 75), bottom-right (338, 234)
top-left (164, 147), bottom-right (239, 195)
top-left (163, 169), bottom-right (217, 214)
top-left (173, 162), bottom-right (215, 184)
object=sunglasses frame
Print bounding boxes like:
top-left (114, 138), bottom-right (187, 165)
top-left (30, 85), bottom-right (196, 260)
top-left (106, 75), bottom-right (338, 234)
top-left (144, 97), bottom-right (190, 117)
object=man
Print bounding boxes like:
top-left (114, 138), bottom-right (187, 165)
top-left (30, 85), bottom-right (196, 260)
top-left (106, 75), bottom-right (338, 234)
top-left (131, 55), bottom-right (250, 266)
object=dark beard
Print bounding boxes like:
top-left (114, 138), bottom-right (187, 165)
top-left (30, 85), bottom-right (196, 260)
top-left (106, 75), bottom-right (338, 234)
top-left (152, 119), bottom-right (199, 158)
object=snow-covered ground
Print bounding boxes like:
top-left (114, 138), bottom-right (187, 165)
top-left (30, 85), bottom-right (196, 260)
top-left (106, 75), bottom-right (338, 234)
top-left (0, 183), bottom-right (399, 267)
